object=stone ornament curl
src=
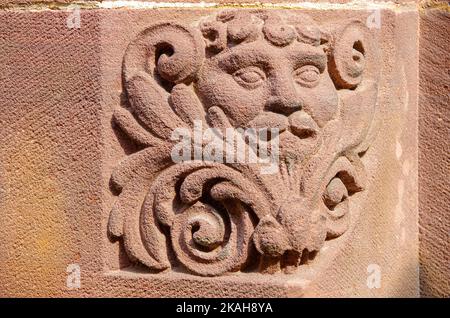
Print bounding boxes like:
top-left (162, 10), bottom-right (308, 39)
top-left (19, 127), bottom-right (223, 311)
top-left (328, 21), bottom-right (368, 89)
top-left (109, 10), bottom-right (380, 276)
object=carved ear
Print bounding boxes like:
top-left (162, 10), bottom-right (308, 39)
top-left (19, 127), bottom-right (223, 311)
top-left (120, 23), bottom-right (205, 141)
top-left (328, 21), bottom-right (368, 90)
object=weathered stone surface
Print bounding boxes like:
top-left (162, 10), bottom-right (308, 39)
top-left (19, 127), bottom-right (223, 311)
top-left (0, 10), bottom-right (102, 297)
top-left (0, 4), bottom-right (426, 298)
top-left (418, 6), bottom-right (450, 298)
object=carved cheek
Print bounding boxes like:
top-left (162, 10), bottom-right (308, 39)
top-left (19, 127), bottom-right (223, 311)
top-left (301, 74), bottom-right (339, 128)
top-left (196, 65), bottom-right (267, 127)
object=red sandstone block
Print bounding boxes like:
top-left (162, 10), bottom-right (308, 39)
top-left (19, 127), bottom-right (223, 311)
top-left (419, 6), bottom-right (450, 298)
top-left (0, 5), bottom-right (421, 297)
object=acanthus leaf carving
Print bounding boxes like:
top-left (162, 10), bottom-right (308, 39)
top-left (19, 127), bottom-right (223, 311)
top-left (109, 10), bottom-right (380, 277)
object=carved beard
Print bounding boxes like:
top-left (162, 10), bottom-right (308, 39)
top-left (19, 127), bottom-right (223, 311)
top-left (245, 109), bottom-right (322, 168)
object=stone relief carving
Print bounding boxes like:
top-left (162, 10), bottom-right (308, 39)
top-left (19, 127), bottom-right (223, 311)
top-left (109, 10), bottom-right (380, 276)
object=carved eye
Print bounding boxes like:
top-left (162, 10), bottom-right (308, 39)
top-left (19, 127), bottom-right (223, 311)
top-left (293, 65), bottom-right (321, 87)
top-left (233, 66), bottom-right (266, 89)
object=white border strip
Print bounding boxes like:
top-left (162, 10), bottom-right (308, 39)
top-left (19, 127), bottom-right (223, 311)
top-left (0, 1), bottom-right (420, 12)
top-left (98, 1), bottom-right (413, 10)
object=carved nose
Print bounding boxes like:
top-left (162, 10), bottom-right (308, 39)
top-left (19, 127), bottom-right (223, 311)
top-left (266, 72), bottom-right (303, 115)
top-left (266, 96), bottom-right (302, 116)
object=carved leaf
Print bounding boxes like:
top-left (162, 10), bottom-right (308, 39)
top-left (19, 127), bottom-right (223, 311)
top-left (338, 80), bottom-right (379, 153)
top-left (109, 12), bottom-right (381, 276)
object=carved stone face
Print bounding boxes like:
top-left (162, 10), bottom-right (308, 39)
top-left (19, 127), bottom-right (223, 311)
top-left (196, 40), bottom-right (339, 130)
top-left (195, 14), bottom-right (340, 157)
top-left (111, 10), bottom-right (380, 277)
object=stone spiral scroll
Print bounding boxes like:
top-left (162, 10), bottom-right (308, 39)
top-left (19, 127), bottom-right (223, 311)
top-left (109, 10), bottom-right (380, 276)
